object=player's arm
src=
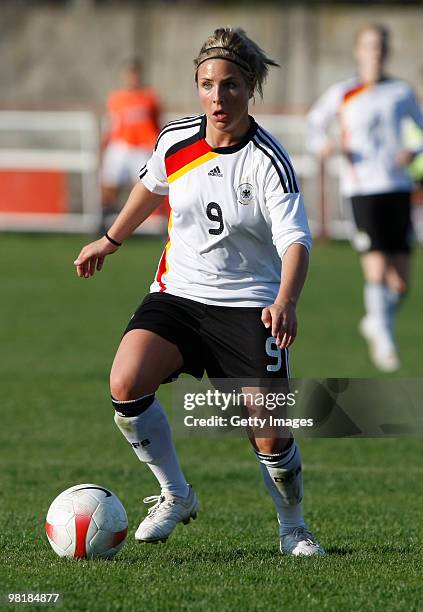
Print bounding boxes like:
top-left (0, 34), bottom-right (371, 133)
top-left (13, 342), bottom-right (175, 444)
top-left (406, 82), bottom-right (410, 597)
top-left (396, 88), bottom-right (423, 167)
top-left (75, 124), bottom-right (169, 278)
top-left (100, 95), bottom-right (114, 154)
top-left (74, 182), bottom-right (163, 278)
top-left (262, 159), bottom-right (312, 348)
top-left (100, 113), bottom-right (111, 153)
top-left (306, 83), bottom-right (342, 158)
top-left (262, 243), bottom-right (309, 349)
top-left (406, 87), bottom-right (423, 131)
top-left (152, 96), bottom-right (161, 134)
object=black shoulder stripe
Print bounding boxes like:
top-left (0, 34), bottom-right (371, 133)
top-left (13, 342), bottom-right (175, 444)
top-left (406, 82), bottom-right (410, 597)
top-left (257, 129), bottom-right (299, 193)
top-left (253, 137), bottom-right (288, 193)
top-left (139, 165), bottom-right (148, 179)
top-left (165, 129), bottom-right (203, 159)
top-left (261, 128), bottom-right (299, 191)
top-left (264, 130), bottom-right (299, 193)
top-left (256, 130), bottom-right (297, 193)
top-left (165, 114), bottom-right (202, 127)
top-left (155, 121), bottom-right (202, 151)
top-left (256, 129), bottom-right (299, 193)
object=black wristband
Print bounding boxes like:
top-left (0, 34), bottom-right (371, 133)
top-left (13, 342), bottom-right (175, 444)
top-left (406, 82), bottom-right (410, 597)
top-left (105, 232), bottom-right (122, 247)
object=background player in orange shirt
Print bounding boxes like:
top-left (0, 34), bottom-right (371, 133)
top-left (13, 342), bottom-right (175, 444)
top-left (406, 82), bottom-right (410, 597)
top-left (101, 59), bottom-right (161, 228)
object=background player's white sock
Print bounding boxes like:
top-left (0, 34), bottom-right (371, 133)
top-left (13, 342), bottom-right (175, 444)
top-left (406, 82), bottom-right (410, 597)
top-left (113, 396), bottom-right (189, 498)
top-left (364, 281), bottom-right (389, 331)
top-left (256, 439), bottom-right (306, 536)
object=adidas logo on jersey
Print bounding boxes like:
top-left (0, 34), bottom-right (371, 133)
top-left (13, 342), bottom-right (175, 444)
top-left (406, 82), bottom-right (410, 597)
top-left (208, 166), bottom-right (223, 177)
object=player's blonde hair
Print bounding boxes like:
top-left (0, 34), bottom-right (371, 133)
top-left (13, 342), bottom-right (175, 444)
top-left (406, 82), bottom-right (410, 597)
top-left (194, 27), bottom-right (279, 98)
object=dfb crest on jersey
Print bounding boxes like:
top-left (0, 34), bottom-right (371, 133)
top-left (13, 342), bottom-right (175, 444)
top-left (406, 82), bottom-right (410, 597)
top-left (237, 183), bottom-right (254, 205)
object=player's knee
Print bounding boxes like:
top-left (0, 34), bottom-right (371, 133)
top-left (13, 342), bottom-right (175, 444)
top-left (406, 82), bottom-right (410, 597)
top-left (253, 438), bottom-right (290, 455)
top-left (393, 279), bottom-right (408, 296)
top-left (110, 372), bottom-right (131, 401)
top-left (109, 371), bottom-right (150, 402)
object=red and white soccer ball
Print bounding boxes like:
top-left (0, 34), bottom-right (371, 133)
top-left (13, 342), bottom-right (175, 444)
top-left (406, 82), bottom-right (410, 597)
top-left (45, 484), bottom-right (128, 559)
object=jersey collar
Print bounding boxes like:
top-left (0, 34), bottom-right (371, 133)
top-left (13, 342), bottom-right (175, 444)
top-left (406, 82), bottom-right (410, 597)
top-left (199, 114), bottom-right (258, 154)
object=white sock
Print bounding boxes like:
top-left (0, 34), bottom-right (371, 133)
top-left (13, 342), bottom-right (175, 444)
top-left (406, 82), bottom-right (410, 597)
top-left (114, 397), bottom-right (189, 498)
top-left (364, 282), bottom-right (389, 330)
top-left (256, 439), bottom-right (306, 537)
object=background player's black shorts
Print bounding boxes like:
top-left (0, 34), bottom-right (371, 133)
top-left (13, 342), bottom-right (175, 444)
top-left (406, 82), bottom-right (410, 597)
top-left (124, 292), bottom-right (289, 384)
top-left (350, 191), bottom-right (413, 253)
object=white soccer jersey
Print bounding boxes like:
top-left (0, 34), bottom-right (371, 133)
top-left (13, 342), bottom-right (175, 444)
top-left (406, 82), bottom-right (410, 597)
top-left (140, 114), bottom-right (311, 307)
top-left (307, 77), bottom-right (423, 196)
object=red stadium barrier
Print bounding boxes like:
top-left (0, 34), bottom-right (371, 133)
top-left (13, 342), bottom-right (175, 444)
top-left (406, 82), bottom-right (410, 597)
top-left (0, 170), bottom-right (67, 214)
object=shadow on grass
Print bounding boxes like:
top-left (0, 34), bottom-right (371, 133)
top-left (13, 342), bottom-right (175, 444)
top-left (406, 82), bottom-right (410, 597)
top-left (120, 545), bottom-right (279, 565)
top-left (43, 544), bottom-right (415, 568)
top-left (119, 544), bottom-right (357, 565)
top-left (324, 546), bottom-right (353, 556)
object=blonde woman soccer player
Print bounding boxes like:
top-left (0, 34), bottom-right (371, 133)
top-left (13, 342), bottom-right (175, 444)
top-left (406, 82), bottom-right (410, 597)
top-left (308, 25), bottom-right (423, 372)
top-left (74, 28), bottom-right (323, 556)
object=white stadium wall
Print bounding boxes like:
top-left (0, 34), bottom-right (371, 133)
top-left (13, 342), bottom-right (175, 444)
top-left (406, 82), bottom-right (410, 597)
top-left (0, 3), bottom-right (422, 237)
top-left (0, 4), bottom-right (422, 110)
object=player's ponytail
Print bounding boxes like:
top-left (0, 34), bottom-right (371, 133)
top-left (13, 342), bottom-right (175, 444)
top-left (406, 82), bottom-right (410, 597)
top-left (194, 27), bottom-right (279, 98)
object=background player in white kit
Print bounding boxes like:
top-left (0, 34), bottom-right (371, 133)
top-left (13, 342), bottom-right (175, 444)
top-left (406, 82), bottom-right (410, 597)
top-left (307, 24), bottom-right (423, 372)
top-left (74, 28), bottom-right (323, 556)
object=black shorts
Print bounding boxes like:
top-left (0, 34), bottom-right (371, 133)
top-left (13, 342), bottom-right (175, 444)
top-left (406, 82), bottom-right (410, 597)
top-left (350, 191), bottom-right (413, 253)
top-left (124, 292), bottom-right (289, 384)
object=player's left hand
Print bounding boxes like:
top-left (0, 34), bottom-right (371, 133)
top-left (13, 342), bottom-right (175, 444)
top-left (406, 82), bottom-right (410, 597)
top-left (261, 301), bottom-right (297, 349)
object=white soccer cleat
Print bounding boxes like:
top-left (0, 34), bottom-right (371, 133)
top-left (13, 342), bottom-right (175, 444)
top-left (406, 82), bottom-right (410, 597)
top-left (135, 485), bottom-right (199, 543)
top-left (359, 317), bottom-right (400, 372)
top-left (371, 347), bottom-right (400, 372)
top-left (280, 526), bottom-right (324, 556)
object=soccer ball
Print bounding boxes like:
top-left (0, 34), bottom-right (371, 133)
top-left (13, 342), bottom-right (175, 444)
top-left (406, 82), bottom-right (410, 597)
top-left (45, 483), bottom-right (128, 559)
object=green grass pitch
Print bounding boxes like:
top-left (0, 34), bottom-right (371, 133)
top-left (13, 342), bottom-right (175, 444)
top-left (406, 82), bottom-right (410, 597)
top-left (1, 234), bottom-right (422, 611)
